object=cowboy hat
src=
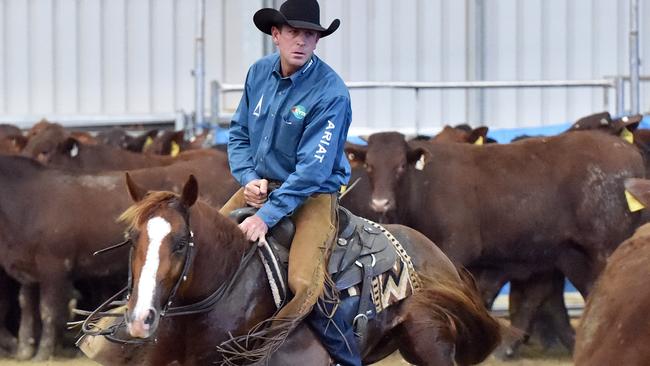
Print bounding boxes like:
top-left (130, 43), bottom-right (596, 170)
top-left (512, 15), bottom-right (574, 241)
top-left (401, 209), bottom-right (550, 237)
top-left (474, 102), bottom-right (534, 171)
top-left (253, 0), bottom-right (340, 38)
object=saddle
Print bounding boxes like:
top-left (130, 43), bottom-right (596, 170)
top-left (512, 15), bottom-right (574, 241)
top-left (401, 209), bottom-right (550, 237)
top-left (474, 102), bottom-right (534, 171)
top-left (229, 206), bottom-right (401, 337)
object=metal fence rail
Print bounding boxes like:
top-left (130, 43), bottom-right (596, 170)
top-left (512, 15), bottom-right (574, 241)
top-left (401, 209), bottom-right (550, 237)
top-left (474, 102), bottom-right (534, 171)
top-left (211, 78), bottom-right (623, 134)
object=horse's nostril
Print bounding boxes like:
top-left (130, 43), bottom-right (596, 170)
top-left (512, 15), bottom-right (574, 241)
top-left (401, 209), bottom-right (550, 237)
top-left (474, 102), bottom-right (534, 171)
top-left (145, 309), bottom-right (156, 325)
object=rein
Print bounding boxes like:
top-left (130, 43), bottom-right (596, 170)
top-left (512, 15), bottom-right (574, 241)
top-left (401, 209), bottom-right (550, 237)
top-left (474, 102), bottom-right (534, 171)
top-left (77, 236), bottom-right (259, 345)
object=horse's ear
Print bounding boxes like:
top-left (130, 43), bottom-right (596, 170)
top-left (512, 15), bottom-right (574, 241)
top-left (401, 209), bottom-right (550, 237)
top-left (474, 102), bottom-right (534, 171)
top-left (125, 172), bottom-right (147, 202)
top-left (181, 175), bottom-right (198, 207)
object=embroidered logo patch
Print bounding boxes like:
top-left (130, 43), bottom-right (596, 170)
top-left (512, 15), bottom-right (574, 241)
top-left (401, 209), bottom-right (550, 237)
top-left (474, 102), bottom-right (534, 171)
top-left (291, 105), bottom-right (307, 120)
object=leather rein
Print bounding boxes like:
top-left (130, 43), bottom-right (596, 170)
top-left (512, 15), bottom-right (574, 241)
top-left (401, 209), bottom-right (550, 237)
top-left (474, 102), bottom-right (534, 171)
top-left (76, 227), bottom-right (259, 345)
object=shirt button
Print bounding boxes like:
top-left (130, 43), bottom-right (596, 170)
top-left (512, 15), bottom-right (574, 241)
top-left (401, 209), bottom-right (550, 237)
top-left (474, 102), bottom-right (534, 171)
top-left (264, 136), bottom-right (268, 141)
top-left (271, 113), bottom-right (275, 117)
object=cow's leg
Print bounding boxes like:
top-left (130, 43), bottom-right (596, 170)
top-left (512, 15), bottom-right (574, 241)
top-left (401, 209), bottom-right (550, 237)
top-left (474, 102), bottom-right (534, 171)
top-left (541, 282), bottom-right (575, 352)
top-left (0, 271), bottom-right (17, 353)
top-left (16, 284), bottom-right (39, 360)
top-left (556, 246), bottom-right (599, 298)
top-left (33, 275), bottom-right (71, 361)
top-left (470, 267), bottom-right (508, 308)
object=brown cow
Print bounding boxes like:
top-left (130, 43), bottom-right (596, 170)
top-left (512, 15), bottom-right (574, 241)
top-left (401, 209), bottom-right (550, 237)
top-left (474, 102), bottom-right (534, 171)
top-left (21, 123), bottom-right (214, 172)
top-left (0, 124), bottom-right (22, 139)
top-left (96, 128), bottom-right (159, 152)
top-left (0, 154), bottom-right (238, 360)
top-left (343, 129), bottom-right (576, 358)
top-left (574, 178), bottom-right (650, 366)
top-left (344, 131), bottom-right (644, 298)
top-left (143, 130), bottom-right (210, 156)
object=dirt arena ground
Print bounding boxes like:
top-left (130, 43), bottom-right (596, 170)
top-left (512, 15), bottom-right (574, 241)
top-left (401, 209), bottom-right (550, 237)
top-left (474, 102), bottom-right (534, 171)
top-left (0, 353), bottom-right (573, 365)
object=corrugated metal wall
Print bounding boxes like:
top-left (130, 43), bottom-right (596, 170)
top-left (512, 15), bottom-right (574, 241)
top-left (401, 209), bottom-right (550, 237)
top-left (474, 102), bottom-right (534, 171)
top-left (0, 0), bottom-right (647, 132)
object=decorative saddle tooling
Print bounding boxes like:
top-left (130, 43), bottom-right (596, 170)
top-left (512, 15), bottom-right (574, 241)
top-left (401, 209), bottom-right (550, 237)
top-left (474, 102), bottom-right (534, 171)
top-left (229, 206), bottom-right (421, 340)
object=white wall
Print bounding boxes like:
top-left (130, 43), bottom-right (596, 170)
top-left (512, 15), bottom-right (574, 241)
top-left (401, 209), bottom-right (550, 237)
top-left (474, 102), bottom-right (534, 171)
top-left (0, 0), bottom-right (647, 132)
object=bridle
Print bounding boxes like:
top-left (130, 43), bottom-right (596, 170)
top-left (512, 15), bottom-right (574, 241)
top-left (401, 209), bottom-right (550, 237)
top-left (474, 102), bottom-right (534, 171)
top-left (76, 217), bottom-right (259, 345)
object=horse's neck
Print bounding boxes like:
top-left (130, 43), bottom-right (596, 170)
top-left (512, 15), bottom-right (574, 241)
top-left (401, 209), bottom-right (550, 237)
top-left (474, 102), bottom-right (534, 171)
top-left (179, 202), bottom-right (250, 301)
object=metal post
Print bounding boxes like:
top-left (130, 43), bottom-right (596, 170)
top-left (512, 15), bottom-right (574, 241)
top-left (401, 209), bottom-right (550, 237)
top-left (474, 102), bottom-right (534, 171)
top-left (629, 0), bottom-right (640, 114)
top-left (193, 0), bottom-right (206, 137)
top-left (616, 77), bottom-right (626, 116)
top-left (211, 80), bottom-right (221, 126)
top-left (262, 0), bottom-right (277, 55)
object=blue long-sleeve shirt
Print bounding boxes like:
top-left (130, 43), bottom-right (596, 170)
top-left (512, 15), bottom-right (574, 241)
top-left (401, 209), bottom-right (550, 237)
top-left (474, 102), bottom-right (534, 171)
top-left (228, 53), bottom-right (352, 228)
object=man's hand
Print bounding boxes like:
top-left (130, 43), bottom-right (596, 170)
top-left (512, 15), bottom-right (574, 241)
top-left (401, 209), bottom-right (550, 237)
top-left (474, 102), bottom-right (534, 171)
top-left (239, 214), bottom-right (269, 245)
top-left (244, 179), bottom-right (269, 208)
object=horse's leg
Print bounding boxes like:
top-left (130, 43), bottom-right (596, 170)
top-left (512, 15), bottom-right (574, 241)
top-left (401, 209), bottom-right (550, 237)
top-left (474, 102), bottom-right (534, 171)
top-left (267, 323), bottom-right (330, 366)
top-left (396, 320), bottom-right (454, 366)
top-left (15, 284), bottom-right (39, 360)
top-left (33, 275), bottom-right (71, 361)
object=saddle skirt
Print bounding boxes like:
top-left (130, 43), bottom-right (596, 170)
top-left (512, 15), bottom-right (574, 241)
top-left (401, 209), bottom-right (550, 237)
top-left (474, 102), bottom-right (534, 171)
top-left (230, 207), bottom-right (420, 318)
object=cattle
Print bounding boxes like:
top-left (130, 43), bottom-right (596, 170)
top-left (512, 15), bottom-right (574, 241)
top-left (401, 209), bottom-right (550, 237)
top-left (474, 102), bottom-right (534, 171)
top-left (342, 128), bottom-right (577, 357)
top-left (96, 128), bottom-right (159, 152)
top-left (0, 153), bottom-right (238, 360)
top-left (574, 178), bottom-right (650, 366)
top-left (143, 130), bottom-right (210, 156)
top-left (344, 130), bottom-right (644, 299)
top-left (0, 124), bottom-right (22, 139)
top-left (21, 123), bottom-right (214, 172)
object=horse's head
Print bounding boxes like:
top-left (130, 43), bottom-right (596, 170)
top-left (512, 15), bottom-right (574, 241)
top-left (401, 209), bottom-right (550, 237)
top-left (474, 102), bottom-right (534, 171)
top-left (120, 173), bottom-right (198, 339)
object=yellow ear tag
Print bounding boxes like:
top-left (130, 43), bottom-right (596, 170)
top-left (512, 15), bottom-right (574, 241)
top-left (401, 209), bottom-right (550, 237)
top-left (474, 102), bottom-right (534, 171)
top-left (474, 136), bottom-right (484, 146)
top-left (625, 190), bottom-right (645, 212)
top-left (170, 141), bottom-right (180, 157)
top-left (620, 128), bottom-right (634, 144)
top-left (144, 136), bottom-right (154, 149)
top-left (415, 154), bottom-right (425, 171)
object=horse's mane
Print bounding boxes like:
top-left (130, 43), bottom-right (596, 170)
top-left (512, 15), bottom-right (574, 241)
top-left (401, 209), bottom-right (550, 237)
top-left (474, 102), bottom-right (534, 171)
top-left (118, 191), bottom-right (177, 230)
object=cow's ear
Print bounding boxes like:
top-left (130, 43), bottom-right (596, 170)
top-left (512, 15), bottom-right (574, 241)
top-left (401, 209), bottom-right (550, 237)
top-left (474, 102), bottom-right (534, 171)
top-left (59, 137), bottom-right (81, 158)
top-left (407, 146), bottom-right (430, 170)
top-left (181, 175), bottom-right (198, 208)
top-left (625, 178), bottom-right (650, 208)
top-left (345, 143), bottom-right (367, 168)
top-left (613, 114), bottom-right (643, 133)
top-left (468, 126), bottom-right (489, 144)
top-left (9, 135), bottom-right (27, 151)
top-left (125, 173), bottom-right (147, 202)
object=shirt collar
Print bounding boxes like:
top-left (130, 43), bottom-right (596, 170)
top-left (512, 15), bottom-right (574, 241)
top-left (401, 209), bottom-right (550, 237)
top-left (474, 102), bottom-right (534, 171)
top-left (271, 54), bottom-right (318, 82)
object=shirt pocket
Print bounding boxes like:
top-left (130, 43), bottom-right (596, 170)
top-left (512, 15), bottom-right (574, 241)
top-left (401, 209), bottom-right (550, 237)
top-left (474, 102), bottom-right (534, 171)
top-left (274, 115), bottom-right (304, 158)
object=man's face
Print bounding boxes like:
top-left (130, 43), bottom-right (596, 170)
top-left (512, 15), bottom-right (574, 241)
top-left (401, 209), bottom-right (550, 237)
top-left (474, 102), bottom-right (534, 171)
top-left (271, 25), bottom-right (320, 77)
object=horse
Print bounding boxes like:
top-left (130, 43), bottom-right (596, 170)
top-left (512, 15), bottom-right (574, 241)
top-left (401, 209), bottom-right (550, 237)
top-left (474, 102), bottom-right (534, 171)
top-left (79, 174), bottom-right (501, 366)
top-left (0, 154), bottom-right (238, 361)
top-left (574, 177), bottom-right (650, 366)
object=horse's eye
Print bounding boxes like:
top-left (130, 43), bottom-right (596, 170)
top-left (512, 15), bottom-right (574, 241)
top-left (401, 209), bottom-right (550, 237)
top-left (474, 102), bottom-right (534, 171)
top-left (172, 239), bottom-right (187, 253)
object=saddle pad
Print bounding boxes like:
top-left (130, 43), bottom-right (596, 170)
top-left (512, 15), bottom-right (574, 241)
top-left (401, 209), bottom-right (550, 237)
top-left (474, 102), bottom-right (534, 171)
top-left (362, 219), bottom-right (422, 314)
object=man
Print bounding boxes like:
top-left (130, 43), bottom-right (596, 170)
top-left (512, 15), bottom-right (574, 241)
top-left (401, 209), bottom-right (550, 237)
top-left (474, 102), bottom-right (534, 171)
top-left (219, 0), bottom-right (361, 365)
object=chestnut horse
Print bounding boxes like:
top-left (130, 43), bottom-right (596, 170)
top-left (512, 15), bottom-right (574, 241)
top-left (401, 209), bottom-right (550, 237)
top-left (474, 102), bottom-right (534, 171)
top-left (79, 174), bottom-right (500, 366)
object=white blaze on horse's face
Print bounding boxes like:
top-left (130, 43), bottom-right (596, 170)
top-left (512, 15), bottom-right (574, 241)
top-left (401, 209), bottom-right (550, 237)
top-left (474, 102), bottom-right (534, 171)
top-left (132, 216), bottom-right (171, 321)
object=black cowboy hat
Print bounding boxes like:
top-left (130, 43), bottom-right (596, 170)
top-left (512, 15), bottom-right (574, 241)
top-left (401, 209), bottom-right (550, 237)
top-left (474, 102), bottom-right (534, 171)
top-left (253, 0), bottom-right (340, 38)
